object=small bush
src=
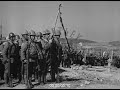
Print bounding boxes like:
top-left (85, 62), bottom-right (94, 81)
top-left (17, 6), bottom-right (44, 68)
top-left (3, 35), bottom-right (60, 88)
top-left (112, 56), bottom-right (120, 68)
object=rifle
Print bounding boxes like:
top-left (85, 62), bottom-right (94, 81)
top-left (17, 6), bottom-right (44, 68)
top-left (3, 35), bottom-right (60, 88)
top-left (21, 60), bottom-right (24, 84)
top-left (26, 42), bottom-right (31, 88)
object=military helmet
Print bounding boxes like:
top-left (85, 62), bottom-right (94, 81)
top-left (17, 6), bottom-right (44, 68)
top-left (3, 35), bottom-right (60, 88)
top-left (16, 35), bottom-right (20, 40)
top-left (43, 29), bottom-right (50, 35)
top-left (54, 30), bottom-right (61, 36)
top-left (22, 30), bottom-right (29, 35)
top-left (37, 32), bottom-right (43, 37)
top-left (9, 32), bottom-right (15, 39)
top-left (29, 30), bottom-right (36, 36)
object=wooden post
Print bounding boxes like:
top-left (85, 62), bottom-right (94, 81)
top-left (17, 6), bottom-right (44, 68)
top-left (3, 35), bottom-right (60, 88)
top-left (0, 19), bottom-right (2, 40)
top-left (108, 49), bottom-right (113, 72)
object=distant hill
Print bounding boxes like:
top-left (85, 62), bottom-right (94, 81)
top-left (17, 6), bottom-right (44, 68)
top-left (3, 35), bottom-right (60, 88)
top-left (109, 41), bottom-right (120, 47)
top-left (60, 38), bottom-right (97, 44)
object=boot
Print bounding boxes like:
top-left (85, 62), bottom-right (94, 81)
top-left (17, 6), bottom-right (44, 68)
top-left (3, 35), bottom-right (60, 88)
top-left (38, 77), bottom-right (41, 85)
top-left (29, 77), bottom-right (34, 88)
top-left (56, 73), bottom-right (60, 83)
top-left (43, 74), bottom-right (46, 84)
top-left (21, 74), bottom-right (26, 84)
top-left (9, 79), bottom-right (13, 88)
top-left (26, 80), bottom-right (33, 89)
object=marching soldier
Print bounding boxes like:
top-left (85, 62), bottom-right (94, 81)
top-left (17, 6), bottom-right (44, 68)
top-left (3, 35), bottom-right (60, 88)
top-left (2, 32), bottom-right (17, 87)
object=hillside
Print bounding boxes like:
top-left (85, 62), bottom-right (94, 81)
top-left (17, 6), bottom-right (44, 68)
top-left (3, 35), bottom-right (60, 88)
top-left (109, 41), bottom-right (120, 47)
top-left (60, 38), bottom-right (97, 44)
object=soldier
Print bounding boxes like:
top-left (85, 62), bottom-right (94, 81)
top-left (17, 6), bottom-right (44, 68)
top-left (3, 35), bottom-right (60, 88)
top-left (14, 34), bottom-right (22, 83)
top-left (35, 32), bottom-right (45, 84)
top-left (20, 30), bottom-right (29, 85)
top-left (40, 29), bottom-right (51, 84)
top-left (36, 32), bottom-right (42, 42)
top-left (49, 29), bottom-right (63, 82)
top-left (42, 29), bottom-right (51, 42)
top-left (2, 32), bottom-right (17, 87)
top-left (21, 30), bottom-right (42, 89)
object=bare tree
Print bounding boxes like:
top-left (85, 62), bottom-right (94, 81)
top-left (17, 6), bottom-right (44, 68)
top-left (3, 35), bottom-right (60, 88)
top-left (69, 30), bottom-right (76, 38)
top-left (76, 33), bottom-right (82, 40)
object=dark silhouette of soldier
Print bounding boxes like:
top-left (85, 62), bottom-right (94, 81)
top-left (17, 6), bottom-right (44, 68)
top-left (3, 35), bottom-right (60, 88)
top-left (20, 30), bottom-right (30, 88)
top-left (49, 30), bottom-right (63, 82)
top-left (36, 31), bottom-right (45, 84)
top-left (2, 32), bottom-right (17, 87)
top-left (14, 34), bottom-right (22, 83)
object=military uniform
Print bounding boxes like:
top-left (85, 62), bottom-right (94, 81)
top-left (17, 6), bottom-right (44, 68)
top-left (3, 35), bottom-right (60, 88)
top-left (20, 30), bottom-right (31, 88)
top-left (20, 40), bottom-right (28, 84)
top-left (21, 30), bottom-right (41, 89)
top-left (40, 37), bottom-right (51, 84)
top-left (2, 33), bottom-right (17, 87)
top-left (48, 30), bottom-right (63, 82)
top-left (36, 32), bottom-right (46, 84)
top-left (38, 29), bottom-right (54, 83)
top-left (14, 38), bottom-right (22, 82)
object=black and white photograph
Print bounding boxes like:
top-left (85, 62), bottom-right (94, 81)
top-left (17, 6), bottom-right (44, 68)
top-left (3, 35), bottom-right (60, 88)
top-left (1, 1), bottom-right (120, 89)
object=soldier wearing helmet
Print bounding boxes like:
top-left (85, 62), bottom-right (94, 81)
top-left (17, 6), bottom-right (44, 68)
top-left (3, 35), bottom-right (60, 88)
top-left (42, 29), bottom-right (51, 42)
top-left (37, 29), bottom-right (53, 84)
top-left (2, 32), bottom-right (19, 87)
top-left (21, 30), bottom-right (29, 42)
top-left (36, 32), bottom-right (43, 49)
top-left (14, 34), bottom-right (22, 83)
top-left (14, 35), bottom-right (20, 45)
top-left (48, 29), bottom-right (63, 82)
top-left (9, 32), bottom-right (16, 41)
top-left (21, 30), bottom-right (42, 88)
top-left (36, 32), bottom-right (43, 38)
top-left (29, 30), bottom-right (36, 41)
top-left (20, 30), bottom-right (30, 88)
top-left (52, 29), bottom-right (61, 42)
top-left (35, 31), bottom-right (46, 84)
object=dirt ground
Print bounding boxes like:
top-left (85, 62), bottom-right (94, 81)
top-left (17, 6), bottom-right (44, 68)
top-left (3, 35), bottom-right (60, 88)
top-left (1, 65), bottom-right (120, 89)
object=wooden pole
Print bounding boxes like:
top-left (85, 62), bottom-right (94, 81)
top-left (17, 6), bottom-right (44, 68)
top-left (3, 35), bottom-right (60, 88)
top-left (0, 19), bottom-right (2, 40)
top-left (58, 4), bottom-right (71, 52)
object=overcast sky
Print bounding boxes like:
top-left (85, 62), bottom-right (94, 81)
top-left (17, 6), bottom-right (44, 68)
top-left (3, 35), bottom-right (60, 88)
top-left (0, 1), bottom-right (120, 42)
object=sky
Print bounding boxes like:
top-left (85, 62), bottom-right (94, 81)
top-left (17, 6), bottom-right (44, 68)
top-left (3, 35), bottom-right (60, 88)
top-left (0, 1), bottom-right (120, 42)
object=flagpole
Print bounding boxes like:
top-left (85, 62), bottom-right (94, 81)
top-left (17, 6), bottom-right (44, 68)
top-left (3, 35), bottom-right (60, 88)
top-left (0, 18), bottom-right (2, 40)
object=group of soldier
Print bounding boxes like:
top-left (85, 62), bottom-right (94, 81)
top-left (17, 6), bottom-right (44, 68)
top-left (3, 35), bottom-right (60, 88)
top-left (0, 29), bottom-right (63, 89)
top-left (0, 28), bottom-right (120, 89)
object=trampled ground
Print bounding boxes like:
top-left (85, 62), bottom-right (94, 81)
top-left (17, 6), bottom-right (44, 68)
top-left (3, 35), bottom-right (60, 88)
top-left (1, 65), bottom-right (120, 89)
